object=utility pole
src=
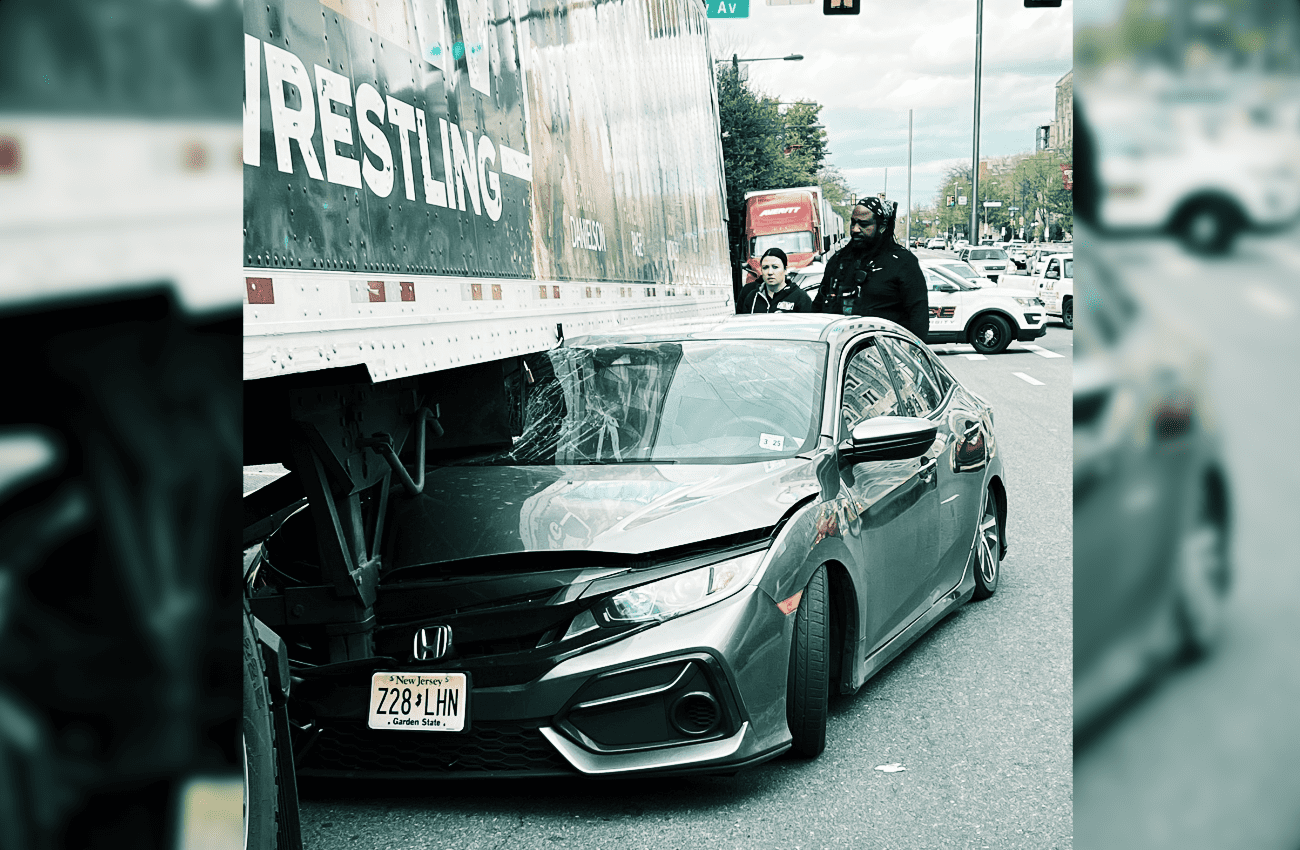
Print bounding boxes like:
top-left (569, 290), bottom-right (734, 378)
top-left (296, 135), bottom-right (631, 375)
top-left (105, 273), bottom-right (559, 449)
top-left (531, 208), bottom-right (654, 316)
top-left (970, 0), bottom-right (983, 243)
top-left (906, 109), bottom-right (913, 247)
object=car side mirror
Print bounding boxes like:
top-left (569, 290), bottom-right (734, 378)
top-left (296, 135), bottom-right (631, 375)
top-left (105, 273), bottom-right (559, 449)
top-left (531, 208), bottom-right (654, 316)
top-left (839, 416), bottom-right (938, 463)
top-left (1046, 270), bottom-right (1059, 279)
top-left (932, 282), bottom-right (958, 292)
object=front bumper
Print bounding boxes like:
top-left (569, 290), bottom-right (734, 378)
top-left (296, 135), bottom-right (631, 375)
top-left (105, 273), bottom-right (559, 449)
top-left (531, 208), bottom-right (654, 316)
top-left (1018, 318), bottom-right (1047, 341)
top-left (292, 585), bottom-right (795, 779)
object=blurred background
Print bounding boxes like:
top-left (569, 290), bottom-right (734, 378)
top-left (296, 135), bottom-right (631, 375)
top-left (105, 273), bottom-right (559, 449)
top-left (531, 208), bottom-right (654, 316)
top-left (0, 0), bottom-right (242, 848)
top-left (1074, 1), bottom-right (1300, 848)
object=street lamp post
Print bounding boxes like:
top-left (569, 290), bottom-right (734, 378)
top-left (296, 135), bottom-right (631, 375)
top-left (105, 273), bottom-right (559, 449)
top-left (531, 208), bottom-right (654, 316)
top-left (723, 53), bottom-right (804, 80)
top-left (970, 0), bottom-right (983, 243)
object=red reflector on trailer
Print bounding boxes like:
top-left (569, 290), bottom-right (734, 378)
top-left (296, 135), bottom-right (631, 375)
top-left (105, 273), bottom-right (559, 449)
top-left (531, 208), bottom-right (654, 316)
top-left (777, 591), bottom-right (803, 616)
top-left (246, 278), bottom-right (274, 304)
top-left (0, 136), bottom-right (20, 175)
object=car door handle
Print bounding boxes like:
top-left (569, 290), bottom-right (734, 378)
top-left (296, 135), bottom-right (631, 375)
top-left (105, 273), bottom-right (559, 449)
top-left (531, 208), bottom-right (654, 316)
top-left (918, 459), bottom-right (938, 483)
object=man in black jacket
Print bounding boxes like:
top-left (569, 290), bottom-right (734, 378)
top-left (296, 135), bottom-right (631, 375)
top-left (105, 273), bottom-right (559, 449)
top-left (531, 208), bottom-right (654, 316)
top-left (736, 248), bottom-right (814, 314)
top-left (813, 198), bottom-right (929, 342)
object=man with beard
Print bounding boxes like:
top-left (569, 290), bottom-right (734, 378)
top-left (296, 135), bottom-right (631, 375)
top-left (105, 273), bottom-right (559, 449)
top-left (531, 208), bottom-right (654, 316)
top-left (813, 198), bottom-right (929, 342)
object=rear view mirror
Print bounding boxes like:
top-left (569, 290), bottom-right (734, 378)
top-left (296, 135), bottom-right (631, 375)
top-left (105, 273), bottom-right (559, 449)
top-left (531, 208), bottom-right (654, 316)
top-left (840, 416), bottom-right (937, 463)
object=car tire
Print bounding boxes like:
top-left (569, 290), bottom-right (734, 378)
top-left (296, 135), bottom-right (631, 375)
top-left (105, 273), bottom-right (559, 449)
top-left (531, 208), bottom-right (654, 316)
top-left (1175, 485), bottom-right (1231, 662)
top-left (244, 609), bottom-right (281, 850)
top-left (1176, 198), bottom-right (1241, 255)
top-left (968, 314), bottom-right (1012, 355)
top-left (787, 565), bottom-right (830, 759)
top-left (972, 488), bottom-right (1000, 600)
top-left (1062, 296), bottom-right (1073, 330)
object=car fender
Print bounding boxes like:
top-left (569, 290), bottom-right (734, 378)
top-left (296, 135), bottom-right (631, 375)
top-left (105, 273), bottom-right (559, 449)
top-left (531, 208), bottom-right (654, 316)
top-left (964, 306), bottom-right (1023, 334)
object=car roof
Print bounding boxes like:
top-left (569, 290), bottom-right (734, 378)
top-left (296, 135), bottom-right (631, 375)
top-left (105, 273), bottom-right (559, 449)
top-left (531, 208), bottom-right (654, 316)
top-left (566, 313), bottom-right (904, 346)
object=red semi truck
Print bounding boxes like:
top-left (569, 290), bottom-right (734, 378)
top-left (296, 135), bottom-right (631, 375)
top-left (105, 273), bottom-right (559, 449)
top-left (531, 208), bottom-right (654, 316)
top-left (741, 186), bottom-right (843, 285)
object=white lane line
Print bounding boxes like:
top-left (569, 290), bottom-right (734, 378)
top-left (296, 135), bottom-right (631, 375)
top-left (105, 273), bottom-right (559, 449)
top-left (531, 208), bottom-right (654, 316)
top-left (963, 353), bottom-right (987, 361)
top-left (1244, 284), bottom-right (1296, 319)
top-left (1014, 372), bottom-right (1044, 386)
top-left (1021, 344), bottom-right (1065, 359)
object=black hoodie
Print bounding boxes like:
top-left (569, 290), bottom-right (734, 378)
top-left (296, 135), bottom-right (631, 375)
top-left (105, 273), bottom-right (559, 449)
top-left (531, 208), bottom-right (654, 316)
top-left (737, 281), bottom-right (813, 314)
top-left (813, 212), bottom-right (929, 341)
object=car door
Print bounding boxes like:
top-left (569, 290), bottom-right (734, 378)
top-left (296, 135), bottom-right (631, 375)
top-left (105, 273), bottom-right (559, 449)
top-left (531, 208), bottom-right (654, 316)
top-left (1041, 256), bottom-right (1061, 311)
top-left (922, 268), bottom-right (964, 337)
top-left (879, 336), bottom-right (987, 597)
top-left (837, 337), bottom-right (941, 651)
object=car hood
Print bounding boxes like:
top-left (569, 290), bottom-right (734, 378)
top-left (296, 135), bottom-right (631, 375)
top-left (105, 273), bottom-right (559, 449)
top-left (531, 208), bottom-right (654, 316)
top-left (385, 458), bottom-right (823, 569)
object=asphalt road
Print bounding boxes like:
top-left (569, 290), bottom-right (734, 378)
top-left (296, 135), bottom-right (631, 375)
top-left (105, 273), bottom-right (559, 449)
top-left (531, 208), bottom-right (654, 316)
top-left (1073, 230), bottom-right (1300, 850)
top-left (296, 324), bottom-right (1075, 850)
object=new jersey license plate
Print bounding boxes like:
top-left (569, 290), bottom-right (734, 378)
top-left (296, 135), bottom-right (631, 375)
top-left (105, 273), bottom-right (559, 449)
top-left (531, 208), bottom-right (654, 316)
top-left (367, 672), bottom-right (468, 732)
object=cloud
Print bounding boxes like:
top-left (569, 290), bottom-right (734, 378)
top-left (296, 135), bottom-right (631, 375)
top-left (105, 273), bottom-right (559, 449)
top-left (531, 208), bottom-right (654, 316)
top-left (710, 0), bottom-right (1072, 200)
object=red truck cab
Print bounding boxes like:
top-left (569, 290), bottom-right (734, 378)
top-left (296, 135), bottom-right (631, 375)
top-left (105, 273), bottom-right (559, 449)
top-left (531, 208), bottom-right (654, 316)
top-left (742, 188), bottom-right (822, 285)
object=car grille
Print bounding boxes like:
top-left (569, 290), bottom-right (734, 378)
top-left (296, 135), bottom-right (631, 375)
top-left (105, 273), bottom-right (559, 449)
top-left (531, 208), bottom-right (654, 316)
top-left (300, 720), bottom-right (575, 776)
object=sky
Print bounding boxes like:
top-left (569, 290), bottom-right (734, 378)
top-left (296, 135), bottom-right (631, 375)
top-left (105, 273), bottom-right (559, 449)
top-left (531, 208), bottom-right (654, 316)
top-left (706, 0), bottom-right (1075, 217)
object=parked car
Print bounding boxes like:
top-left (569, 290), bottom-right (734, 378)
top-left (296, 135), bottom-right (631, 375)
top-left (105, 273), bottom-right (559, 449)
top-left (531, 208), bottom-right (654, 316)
top-left (1028, 246), bottom-right (1071, 277)
top-left (253, 314), bottom-right (1009, 777)
top-left (920, 259), bottom-right (1047, 354)
top-left (958, 247), bottom-right (1011, 282)
top-left (926, 237), bottom-right (946, 250)
top-left (1004, 240), bottom-right (1029, 270)
top-left (1033, 252), bottom-right (1073, 329)
top-left (1073, 237), bottom-right (1231, 737)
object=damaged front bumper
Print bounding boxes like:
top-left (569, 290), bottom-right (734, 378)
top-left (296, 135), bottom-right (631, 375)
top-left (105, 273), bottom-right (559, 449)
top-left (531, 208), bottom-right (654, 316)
top-left (290, 585), bottom-right (795, 779)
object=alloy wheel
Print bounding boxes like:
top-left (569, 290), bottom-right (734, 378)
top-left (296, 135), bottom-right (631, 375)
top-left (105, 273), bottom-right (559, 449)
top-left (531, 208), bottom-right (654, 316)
top-left (973, 490), bottom-right (999, 599)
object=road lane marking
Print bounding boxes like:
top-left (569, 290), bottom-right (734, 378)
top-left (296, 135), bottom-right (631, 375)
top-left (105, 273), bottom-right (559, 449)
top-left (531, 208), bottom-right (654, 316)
top-left (1021, 344), bottom-right (1064, 358)
top-left (1244, 284), bottom-right (1295, 319)
top-left (963, 353), bottom-right (987, 360)
top-left (1014, 372), bottom-right (1044, 385)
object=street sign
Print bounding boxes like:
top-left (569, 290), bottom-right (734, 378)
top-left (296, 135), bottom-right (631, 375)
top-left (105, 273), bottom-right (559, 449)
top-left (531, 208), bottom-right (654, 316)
top-left (958, 196), bottom-right (968, 206)
top-left (707, 0), bottom-right (749, 17)
top-left (1061, 163), bottom-right (1073, 191)
top-left (982, 201), bottom-right (1002, 207)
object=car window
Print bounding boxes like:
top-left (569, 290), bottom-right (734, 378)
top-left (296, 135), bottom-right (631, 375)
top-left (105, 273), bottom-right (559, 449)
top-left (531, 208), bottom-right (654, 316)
top-left (879, 337), bottom-right (943, 418)
top-left (1046, 258), bottom-right (1058, 275)
top-left (940, 263), bottom-right (981, 280)
top-left (841, 341), bottom-right (900, 435)
top-left (1062, 258), bottom-right (1073, 279)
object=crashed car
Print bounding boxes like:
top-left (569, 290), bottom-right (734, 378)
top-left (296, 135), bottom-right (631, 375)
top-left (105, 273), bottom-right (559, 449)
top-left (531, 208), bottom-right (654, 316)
top-left (248, 314), bottom-right (1008, 778)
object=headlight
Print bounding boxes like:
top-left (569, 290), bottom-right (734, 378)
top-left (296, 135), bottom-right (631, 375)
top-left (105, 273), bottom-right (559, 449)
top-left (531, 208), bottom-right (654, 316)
top-left (1013, 296), bottom-right (1042, 307)
top-left (594, 550), bottom-right (767, 626)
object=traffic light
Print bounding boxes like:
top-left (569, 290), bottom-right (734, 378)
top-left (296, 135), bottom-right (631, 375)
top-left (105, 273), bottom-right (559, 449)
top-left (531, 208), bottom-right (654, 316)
top-left (823, 0), bottom-right (859, 15)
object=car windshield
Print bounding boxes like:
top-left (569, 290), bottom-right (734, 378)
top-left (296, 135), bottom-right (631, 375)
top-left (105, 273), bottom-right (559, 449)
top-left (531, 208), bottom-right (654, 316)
top-left (751, 232), bottom-right (814, 255)
top-left (925, 266), bottom-right (981, 291)
top-left (969, 249), bottom-right (1008, 261)
top-left (939, 262), bottom-right (983, 281)
top-left (451, 340), bottom-right (827, 465)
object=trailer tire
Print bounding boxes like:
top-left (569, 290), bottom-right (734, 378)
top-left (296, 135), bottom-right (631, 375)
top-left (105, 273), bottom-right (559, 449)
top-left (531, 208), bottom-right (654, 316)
top-left (243, 609), bottom-right (280, 850)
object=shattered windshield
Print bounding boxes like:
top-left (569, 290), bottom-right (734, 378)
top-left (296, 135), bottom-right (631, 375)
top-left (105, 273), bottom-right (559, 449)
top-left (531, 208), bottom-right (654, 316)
top-left (456, 340), bottom-right (826, 465)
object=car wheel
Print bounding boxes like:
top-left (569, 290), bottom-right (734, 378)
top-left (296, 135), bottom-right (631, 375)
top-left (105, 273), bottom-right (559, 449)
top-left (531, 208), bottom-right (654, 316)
top-left (972, 488), bottom-right (1000, 600)
top-left (968, 314), bottom-right (1011, 355)
top-left (1175, 487), bottom-right (1231, 662)
top-left (244, 611), bottom-right (281, 850)
top-left (1177, 199), bottom-right (1241, 255)
top-left (787, 565), bottom-right (830, 758)
top-left (1062, 297), bottom-right (1073, 330)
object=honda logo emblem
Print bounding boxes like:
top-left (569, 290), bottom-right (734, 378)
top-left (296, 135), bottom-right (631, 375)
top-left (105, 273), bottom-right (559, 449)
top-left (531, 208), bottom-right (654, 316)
top-left (413, 625), bottom-right (452, 661)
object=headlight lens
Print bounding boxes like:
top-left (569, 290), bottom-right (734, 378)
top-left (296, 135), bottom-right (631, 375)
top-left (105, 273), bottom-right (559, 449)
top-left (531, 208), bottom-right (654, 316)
top-left (1013, 296), bottom-right (1043, 307)
top-left (597, 550), bottom-right (767, 625)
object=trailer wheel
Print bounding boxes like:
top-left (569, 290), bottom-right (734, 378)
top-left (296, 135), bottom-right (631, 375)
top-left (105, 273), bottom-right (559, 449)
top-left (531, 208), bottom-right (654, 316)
top-left (243, 609), bottom-right (280, 849)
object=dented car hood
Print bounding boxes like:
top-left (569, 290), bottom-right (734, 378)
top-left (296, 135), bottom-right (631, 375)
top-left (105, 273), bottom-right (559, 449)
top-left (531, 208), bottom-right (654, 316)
top-left (385, 458), bottom-right (823, 569)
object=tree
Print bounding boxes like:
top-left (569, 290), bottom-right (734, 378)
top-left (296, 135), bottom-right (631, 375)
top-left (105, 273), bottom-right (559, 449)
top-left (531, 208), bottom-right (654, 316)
top-left (716, 70), bottom-right (831, 265)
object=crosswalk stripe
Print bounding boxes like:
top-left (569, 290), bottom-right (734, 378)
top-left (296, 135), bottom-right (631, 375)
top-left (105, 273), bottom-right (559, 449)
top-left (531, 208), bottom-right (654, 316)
top-left (1014, 372), bottom-right (1044, 386)
top-left (963, 353), bottom-right (987, 361)
top-left (1021, 344), bottom-right (1065, 359)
